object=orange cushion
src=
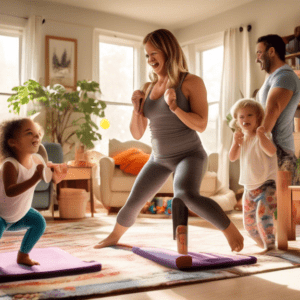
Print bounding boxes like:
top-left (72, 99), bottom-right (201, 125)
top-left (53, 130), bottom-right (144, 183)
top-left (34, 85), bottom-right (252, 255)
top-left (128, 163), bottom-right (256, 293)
top-left (112, 148), bottom-right (150, 175)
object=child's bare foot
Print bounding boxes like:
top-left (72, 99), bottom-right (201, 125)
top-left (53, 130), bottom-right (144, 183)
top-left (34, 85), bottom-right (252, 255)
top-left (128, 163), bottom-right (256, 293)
top-left (17, 251), bottom-right (40, 266)
top-left (234, 198), bottom-right (243, 211)
top-left (222, 221), bottom-right (244, 252)
top-left (94, 222), bottom-right (129, 249)
top-left (254, 239), bottom-right (265, 249)
top-left (252, 244), bottom-right (276, 255)
top-left (252, 248), bottom-right (270, 255)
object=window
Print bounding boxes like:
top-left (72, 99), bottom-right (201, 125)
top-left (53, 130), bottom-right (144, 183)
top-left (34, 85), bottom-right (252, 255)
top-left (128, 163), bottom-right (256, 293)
top-left (0, 30), bottom-right (22, 121)
top-left (93, 32), bottom-right (151, 154)
top-left (100, 42), bottom-right (134, 104)
top-left (196, 45), bottom-right (224, 154)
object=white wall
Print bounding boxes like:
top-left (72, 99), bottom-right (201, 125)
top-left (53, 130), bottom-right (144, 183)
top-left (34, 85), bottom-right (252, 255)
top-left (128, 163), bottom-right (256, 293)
top-left (2, 0), bottom-right (299, 91)
top-left (0, 0), bottom-right (159, 84)
top-left (175, 0), bottom-right (300, 90)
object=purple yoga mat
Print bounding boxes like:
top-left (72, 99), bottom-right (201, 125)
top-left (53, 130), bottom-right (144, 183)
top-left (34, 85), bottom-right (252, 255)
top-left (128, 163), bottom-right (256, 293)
top-left (0, 247), bottom-right (101, 283)
top-left (132, 247), bottom-right (257, 270)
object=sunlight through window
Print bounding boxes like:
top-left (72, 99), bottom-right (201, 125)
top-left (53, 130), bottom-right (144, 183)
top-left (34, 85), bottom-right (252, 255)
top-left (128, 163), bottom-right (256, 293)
top-left (0, 34), bottom-right (20, 120)
top-left (198, 46), bottom-right (223, 154)
top-left (99, 42), bottom-right (134, 103)
top-left (94, 36), bottom-right (151, 153)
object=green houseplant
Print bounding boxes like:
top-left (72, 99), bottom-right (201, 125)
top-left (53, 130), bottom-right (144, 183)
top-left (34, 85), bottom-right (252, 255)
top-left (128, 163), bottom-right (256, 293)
top-left (7, 80), bottom-right (106, 149)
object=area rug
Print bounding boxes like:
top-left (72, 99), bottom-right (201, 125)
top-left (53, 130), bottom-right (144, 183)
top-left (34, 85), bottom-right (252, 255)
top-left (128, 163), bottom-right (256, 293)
top-left (0, 211), bottom-right (300, 300)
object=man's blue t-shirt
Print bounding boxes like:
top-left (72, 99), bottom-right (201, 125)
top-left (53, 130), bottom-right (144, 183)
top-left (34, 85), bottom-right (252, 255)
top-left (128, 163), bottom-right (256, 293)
top-left (258, 64), bottom-right (300, 152)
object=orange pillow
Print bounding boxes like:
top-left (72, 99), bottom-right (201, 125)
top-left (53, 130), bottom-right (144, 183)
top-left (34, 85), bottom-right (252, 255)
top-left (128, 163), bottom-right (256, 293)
top-left (112, 148), bottom-right (150, 175)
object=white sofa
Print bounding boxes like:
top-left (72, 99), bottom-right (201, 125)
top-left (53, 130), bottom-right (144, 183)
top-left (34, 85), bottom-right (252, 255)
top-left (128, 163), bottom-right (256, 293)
top-left (100, 139), bottom-right (236, 213)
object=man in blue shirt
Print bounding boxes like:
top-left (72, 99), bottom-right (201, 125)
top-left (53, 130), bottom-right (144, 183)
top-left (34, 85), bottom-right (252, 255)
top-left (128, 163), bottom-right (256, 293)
top-left (256, 34), bottom-right (300, 182)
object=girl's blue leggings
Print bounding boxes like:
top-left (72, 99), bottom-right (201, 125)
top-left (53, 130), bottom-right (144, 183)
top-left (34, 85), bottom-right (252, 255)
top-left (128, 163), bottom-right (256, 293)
top-left (117, 149), bottom-right (231, 230)
top-left (0, 208), bottom-right (46, 254)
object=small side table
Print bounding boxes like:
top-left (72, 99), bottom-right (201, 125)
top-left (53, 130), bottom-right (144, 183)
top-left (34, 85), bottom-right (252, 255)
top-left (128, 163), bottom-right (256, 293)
top-left (57, 165), bottom-right (96, 217)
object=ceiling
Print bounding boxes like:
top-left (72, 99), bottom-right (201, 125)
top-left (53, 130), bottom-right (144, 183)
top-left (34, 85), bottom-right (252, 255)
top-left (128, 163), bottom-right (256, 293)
top-left (38, 0), bottom-right (256, 30)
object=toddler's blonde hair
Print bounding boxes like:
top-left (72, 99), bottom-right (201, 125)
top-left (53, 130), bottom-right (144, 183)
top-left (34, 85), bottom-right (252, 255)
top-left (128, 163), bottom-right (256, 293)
top-left (229, 98), bottom-right (265, 131)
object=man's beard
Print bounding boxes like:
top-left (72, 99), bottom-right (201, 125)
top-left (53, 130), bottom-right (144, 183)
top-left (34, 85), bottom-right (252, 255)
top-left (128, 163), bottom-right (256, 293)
top-left (263, 53), bottom-right (272, 73)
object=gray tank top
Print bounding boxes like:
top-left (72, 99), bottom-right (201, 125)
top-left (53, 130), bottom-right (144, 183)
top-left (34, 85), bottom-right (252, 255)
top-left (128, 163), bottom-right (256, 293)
top-left (143, 73), bottom-right (202, 158)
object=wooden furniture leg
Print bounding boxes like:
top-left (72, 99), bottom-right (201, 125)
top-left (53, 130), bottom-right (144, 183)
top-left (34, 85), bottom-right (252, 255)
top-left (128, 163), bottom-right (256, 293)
top-left (88, 178), bottom-right (95, 217)
top-left (277, 171), bottom-right (292, 250)
top-left (291, 200), bottom-right (297, 240)
top-left (289, 187), bottom-right (300, 241)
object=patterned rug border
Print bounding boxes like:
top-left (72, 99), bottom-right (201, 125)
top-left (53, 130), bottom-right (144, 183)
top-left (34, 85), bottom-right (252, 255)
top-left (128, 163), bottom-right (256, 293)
top-left (1, 249), bottom-right (300, 300)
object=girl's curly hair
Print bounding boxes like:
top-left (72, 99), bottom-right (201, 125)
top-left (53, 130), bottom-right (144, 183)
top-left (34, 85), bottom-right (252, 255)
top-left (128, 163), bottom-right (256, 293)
top-left (0, 118), bottom-right (43, 161)
top-left (229, 98), bottom-right (265, 131)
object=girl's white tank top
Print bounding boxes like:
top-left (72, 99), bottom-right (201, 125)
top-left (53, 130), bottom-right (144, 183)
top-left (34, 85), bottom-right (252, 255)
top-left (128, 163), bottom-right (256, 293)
top-left (0, 154), bottom-right (43, 223)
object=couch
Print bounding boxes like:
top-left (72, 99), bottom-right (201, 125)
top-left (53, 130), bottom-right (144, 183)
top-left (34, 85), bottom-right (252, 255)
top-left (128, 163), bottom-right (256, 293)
top-left (100, 139), bottom-right (236, 213)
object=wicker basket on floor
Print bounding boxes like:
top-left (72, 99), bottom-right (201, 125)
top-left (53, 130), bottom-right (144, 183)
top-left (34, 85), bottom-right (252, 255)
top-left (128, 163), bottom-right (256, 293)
top-left (58, 188), bottom-right (90, 219)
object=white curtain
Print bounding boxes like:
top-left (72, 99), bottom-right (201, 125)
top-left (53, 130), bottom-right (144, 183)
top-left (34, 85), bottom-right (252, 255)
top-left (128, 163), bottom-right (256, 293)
top-left (22, 15), bottom-right (43, 83)
top-left (217, 26), bottom-right (252, 189)
top-left (20, 15), bottom-right (43, 116)
top-left (92, 29), bottom-right (100, 82)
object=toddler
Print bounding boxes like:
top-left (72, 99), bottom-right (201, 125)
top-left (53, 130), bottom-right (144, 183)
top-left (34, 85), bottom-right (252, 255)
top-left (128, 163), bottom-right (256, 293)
top-left (0, 118), bottom-right (68, 266)
top-left (229, 99), bottom-right (277, 250)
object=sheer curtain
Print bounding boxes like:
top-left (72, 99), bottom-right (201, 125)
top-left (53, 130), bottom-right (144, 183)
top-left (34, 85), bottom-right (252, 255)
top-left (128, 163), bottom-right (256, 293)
top-left (218, 26), bottom-right (252, 189)
top-left (22, 15), bottom-right (43, 83)
top-left (19, 15), bottom-right (43, 116)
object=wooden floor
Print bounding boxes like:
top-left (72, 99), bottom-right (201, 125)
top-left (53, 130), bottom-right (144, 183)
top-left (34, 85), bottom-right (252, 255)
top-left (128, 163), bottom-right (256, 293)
top-left (54, 201), bottom-right (300, 300)
top-left (96, 267), bottom-right (300, 300)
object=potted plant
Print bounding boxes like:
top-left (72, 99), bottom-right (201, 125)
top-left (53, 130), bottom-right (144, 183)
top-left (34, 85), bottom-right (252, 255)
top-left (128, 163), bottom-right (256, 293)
top-left (7, 80), bottom-right (106, 150)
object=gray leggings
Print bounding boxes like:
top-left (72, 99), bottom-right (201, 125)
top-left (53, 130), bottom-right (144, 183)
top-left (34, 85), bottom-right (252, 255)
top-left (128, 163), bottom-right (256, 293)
top-left (117, 149), bottom-right (231, 230)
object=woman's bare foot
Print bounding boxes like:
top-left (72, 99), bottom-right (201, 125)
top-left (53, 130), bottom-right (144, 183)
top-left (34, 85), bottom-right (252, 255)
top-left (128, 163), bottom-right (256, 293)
top-left (17, 251), bottom-right (39, 266)
top-left (94, 222), bottom-right (129, 249)
top-left (222, 221), bottom-right (244, 252)
top-left (94, 234), bottom-right (121, 249)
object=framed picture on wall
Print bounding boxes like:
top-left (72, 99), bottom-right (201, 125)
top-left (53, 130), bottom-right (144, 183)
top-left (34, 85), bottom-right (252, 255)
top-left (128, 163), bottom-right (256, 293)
top-left (45, 35), bottom-right (77, 90)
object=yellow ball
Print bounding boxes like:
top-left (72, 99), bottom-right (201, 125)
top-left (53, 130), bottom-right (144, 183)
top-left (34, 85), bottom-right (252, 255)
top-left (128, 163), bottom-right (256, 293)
top-left (100, 118), bottom-right (110, 129)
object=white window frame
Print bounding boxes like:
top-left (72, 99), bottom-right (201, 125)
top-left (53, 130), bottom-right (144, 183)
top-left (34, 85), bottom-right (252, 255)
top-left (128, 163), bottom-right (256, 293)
top-left (181, 32), bottom-right (224, 153)
top-left (0, 26), bottom-right (23, 97)
top-left (195, 42), bottom-right (223, 107)
top-left (0, 20), bottom-right (24, 121)
top-left (92, 29), bottom-right (146, 105)
top-left (196, 43), bottom-right (223, 153)
top-left (91, 29), bottom-right (152, 150)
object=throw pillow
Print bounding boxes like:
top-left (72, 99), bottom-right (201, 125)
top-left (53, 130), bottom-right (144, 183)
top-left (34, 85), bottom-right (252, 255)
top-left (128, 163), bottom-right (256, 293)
top-left (112, 148), bottom-right (150, 175)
